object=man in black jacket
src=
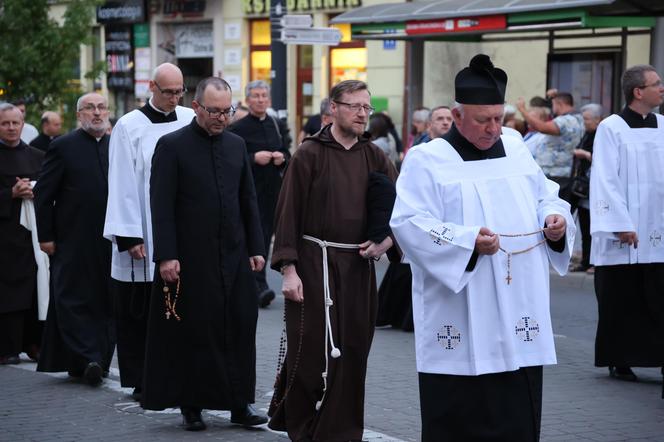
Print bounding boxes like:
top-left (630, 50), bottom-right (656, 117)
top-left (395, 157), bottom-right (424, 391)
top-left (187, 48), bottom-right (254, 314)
top-left (229, 80), bottom-right (291, 308)
top-left (34, 93), bottom-right (114, 386)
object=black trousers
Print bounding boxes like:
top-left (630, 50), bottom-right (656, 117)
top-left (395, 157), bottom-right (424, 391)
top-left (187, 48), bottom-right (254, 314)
top-left (113, 279), bottom-right (151, 387)
top-left (594, 264), bottom-right (664, 367)
top-left (0, 309), bottom-right (42, 357)
top-left (577, 207), bottom-right (591, 268)
top-left (419, 367), bottom-right (543, 442)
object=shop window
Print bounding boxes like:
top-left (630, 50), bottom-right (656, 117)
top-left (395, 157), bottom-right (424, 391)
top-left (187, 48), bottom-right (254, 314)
top-left (330, 47), bottom-right (367, 85)
top-left (250, 19), bottom-right (271, 82)
top-left (329, 17), bottom-right (366, 88)
top-left (548, 51), bottom-right (620, 113)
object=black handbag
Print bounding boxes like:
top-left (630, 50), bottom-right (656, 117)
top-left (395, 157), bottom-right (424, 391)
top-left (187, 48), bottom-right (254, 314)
top-left (570, 174), bottom-right (589, 198)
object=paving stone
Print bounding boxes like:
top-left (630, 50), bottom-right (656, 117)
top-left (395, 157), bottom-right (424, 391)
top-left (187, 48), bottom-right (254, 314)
top-left (1, 267), bottom-right (663, 441)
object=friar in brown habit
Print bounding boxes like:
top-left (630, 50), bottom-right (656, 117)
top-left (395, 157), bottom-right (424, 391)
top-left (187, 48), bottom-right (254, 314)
top-left (268, 80), bottom-right (399, 441)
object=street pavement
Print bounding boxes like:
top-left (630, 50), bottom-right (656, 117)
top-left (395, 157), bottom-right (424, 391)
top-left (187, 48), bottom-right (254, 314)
top-left (1, 260), bottom-right (663, 441)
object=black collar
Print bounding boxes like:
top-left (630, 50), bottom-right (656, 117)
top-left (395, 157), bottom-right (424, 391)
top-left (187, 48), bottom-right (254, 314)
top-left (619, 106), bottom-right (657, 129)
top-left (190, 117), bottom-right (223, 141)
top-left (0, 140), bottom-right (25, 151)
top-left (139, 101), bottom-right (178, 124)
top-left (442, 124), bottom-right (505, 161)
top-left (77, 128), bottom-right (109, 143)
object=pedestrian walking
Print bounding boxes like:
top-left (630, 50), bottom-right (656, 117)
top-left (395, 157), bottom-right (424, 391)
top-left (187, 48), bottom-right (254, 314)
top-left (228, 80), bottom-right (292, 308)
top-left (391, 54), bottom-right (575, 441)
top-left (0, 103), bottom-right (44, 365)
top-left (268, 79), bottom-right (399, 441)
top-left (144, 76), bottom-right (267, 430)
top-left (590, 64), bottom-right (664, 393)
top-left (34, 93), bottom-right (114, 386)
top-left (103, 62), bottom-right (195, 400)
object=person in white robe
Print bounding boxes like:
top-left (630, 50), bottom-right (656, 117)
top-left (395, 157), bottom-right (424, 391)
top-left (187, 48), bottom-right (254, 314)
top-left (391, 54), bottom-right (575, 441)
top-left (103, 63), bottom-right (194, 400)
top-left (589, 64), bottom-right (664, 391)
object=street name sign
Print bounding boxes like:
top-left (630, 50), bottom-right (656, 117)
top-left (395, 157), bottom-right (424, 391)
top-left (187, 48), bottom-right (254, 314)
top-left (280, 27), bottom-right (342, 45)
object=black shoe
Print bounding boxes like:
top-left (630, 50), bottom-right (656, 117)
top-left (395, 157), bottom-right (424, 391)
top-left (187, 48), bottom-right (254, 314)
top-left (230, 404), bottom-right (268, 427)
top-left (68, 368), bottom-right (83, 378)
top-left (0, 355), bottom-right (20, 365)
top-left (84, 362), bottom-right (103, 386)
top-left (181, 407), bottom-right (206, 431)
top-left (26, 344), bottom-right (40, 362)
top-left (131, 387), bottom-right (142, 401)
top-left (609, 366), bottom-right (637, 382)
top-left (258, 289), bottom-right (275, 308)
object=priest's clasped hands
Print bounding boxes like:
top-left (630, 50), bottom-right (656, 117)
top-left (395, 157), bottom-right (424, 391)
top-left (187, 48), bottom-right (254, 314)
top-left (254, 150), bottom-right (285, 166)
top-left (474, 214), bottom-right (567, 255)
top-left (12, 177), bottom-right (33, 199)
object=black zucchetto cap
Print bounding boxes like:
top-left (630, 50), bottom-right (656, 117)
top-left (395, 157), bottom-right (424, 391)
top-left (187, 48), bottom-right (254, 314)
top-left (455, 54), bottom-right (507, 105)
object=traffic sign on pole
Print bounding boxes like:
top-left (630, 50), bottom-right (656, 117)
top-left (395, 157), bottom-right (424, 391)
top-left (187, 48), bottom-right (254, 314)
top-left (280, 14), bottom-right (313, 28)
top-left (280, 27), bottom-right (342, 45)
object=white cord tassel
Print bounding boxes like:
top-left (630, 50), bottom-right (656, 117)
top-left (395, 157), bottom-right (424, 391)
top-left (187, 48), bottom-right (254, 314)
top-left (303, 235), bottom-right (360, 411)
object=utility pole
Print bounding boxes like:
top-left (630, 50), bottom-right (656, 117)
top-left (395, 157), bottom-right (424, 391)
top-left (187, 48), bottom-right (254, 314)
top-left (270, 0), bottom-right (287, 118)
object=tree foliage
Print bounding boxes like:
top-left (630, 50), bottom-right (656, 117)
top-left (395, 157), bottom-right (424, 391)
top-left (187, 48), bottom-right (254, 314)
top-left (0, 0), bottom-right (103, 127)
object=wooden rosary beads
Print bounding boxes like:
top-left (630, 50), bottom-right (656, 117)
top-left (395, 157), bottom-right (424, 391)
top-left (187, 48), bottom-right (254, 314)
top-left (270, 301), bottom-right (305, 412)
top-left (163, 278), bottom-right (181, 321)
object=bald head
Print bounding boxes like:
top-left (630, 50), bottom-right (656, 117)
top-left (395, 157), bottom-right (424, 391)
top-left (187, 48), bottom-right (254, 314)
top-left (150, 63), bottom-right (185, 113)
top-left (152, 63), bottom-right (183, 83)
top-left (41, 111), bottom-right (62, 137)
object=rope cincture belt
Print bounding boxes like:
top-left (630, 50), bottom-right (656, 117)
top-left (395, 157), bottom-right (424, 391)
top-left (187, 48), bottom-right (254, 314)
top-left (302, 234), bottom-right (361, 411)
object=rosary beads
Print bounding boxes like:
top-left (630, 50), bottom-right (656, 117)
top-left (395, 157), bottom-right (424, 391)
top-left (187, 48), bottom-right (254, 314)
top-left (163, 278), bottom-right (181, 321)
top-left (497, 229), bottom-right (547, 285)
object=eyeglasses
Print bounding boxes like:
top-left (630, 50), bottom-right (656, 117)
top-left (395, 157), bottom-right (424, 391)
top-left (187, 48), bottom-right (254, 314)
top-left (334, 100), bottom-right (375, 115)
top-left (79, 103), bottom-right (109, 113)
top-left (154, 82), bottom-right (187, 98)
top-left (200, 104), bottom-right (235, 119)
top-left (637, 81), bottom-right (662, 89)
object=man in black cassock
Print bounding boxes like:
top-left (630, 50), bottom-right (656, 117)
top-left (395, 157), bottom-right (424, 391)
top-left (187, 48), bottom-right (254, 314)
top-left (29, 111), bottom-right (62, 152)
top-left (0, 103), bottom-right (44, 365)
top-left (229, 80), bottom-right (291, 308)
top-left (34, 93), bottom-right (114, 386)
top-left (144, 77), bottom-right (267, 431)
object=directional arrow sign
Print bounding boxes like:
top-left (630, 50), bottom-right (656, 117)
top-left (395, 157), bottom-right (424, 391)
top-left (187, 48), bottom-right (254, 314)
top-left (280, 14), bottom-right (313, 28)
top-left (280, 27), bottom-right (342, 46)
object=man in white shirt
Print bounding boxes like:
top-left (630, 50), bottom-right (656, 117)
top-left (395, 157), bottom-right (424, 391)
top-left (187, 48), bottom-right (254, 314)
top-left (103, 63), bottom-right (194, 401)
top-left (590, 64), bottom-right (664, 390)
top-left (391, 54), bottom-right (575, 441)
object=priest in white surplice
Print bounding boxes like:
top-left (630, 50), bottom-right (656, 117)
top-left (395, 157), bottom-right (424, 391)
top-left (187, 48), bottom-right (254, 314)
top-left (103, 63), bottom-right (194, 400)
top-left (590, 64), bottom-right (664, 390)
top-left (391, 54), bottom-right (575, 441)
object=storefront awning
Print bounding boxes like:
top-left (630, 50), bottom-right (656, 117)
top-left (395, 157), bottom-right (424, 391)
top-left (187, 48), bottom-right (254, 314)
top-left (331, 0), bottom-right (659, 40)
top-left (331, 0), bottom-right (616, 24)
